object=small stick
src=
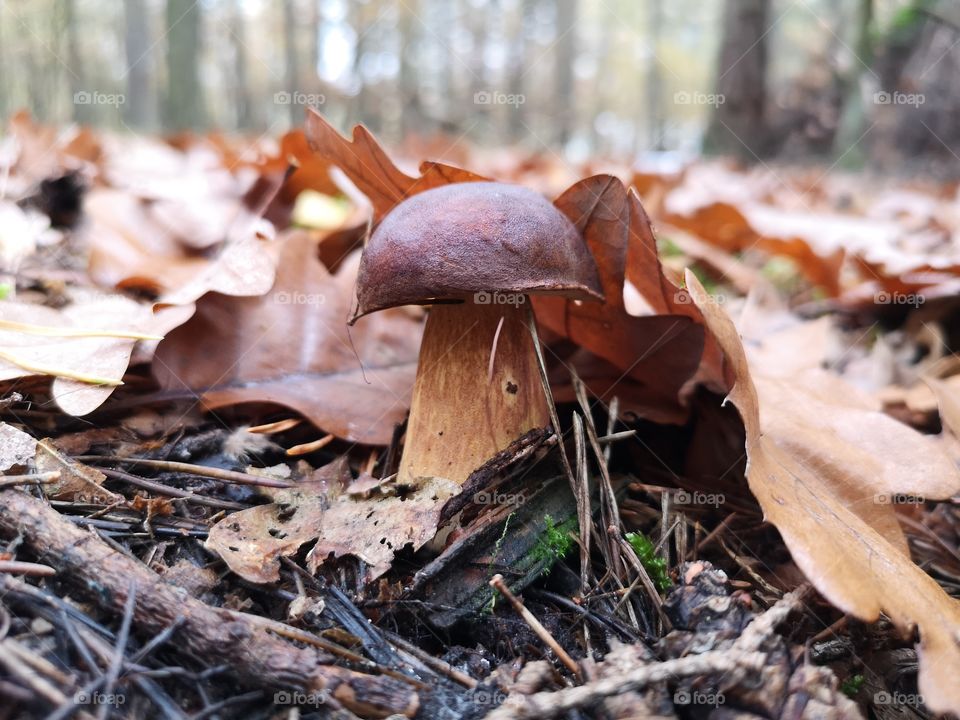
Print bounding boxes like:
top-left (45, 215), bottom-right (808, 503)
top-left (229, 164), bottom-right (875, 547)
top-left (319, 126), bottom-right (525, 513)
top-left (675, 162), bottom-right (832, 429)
top-left (98, 468), bottom-right (246, 511)
top-left (489, 574), bottom-right (580, 678)
top-left (74, 456), bottom-right (293, 489)
top-left (286, 434), bottom-right (335, 456)
top-left (0, 471), bottom-right (60, 488)
top-left (246, 418), bottom-right (301, 434)
top-left (384, 631), bottom-right (477, 689)
top-left (0, 560), bottom-right (56, 577)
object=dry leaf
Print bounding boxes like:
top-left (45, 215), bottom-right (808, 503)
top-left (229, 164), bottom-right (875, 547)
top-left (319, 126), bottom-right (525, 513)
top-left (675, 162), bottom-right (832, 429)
top-left (153, 231), bottom-right (422, 444)
top-left (207, 459), bottom-right (458, 583)
top-left (34, 439), bottom-right (121, 504)
top-left (0, 295), bottom-right (182, 415)
top-left (534, 176), bottom-right (707, 422)
top-left (0, 422), bottom-right (36, 471)
top-left (689, 270), bottom-right (960, 715)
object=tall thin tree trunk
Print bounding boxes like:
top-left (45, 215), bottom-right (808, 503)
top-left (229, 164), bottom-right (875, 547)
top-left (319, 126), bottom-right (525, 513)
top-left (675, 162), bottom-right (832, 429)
top-left (228, 0), bottom-right (254, 129)
top-left (163, 0), bottom-right (205, 131)
top-left (283, 0), bottom-right (300, 125)
top-left (123, 0), bottom-right (154, 129)
top-left (703, 0), bottom-right (771, 158)
top-left (553, 0), bottom-right (577, 147)
top-left (647, 0), bottom-right (665, 150)
top-left (61, 0), bottom-right (92, 124)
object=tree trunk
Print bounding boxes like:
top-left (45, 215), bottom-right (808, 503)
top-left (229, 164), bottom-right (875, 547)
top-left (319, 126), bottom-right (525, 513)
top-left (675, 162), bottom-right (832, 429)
top-left (60, 0), bottom-right (93, 124)
top-left (553, 0), bottom-right (577, 147)
top-left (283, 0), bottom-right (300, 125)
top-left (229, 0), bottom-right (254, 129)
top-left (703, 0), bottom-right (771, 158)
top-left (123, 0), bottom-right (154, 129)
top-left (163, 0), bottom-right (205, 131)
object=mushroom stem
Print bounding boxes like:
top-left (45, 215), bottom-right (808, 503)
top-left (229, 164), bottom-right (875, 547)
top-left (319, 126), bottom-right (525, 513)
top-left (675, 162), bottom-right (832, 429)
top-left (398, 299), bottom-right (550, 485)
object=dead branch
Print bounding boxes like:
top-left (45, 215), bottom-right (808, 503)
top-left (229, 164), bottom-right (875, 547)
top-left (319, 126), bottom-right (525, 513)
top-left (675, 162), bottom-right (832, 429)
top-left (0, 489), bottom-right (418, 719)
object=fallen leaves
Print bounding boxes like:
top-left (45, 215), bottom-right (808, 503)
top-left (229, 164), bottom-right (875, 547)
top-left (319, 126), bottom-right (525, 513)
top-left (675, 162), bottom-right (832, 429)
top-left (0, 294), bottom-right (183, 415)
top-left (153, 231), bottom-right (422, 444)
top-left (207, 457), bottom-right (459, 582)
top-left (689, 270), bottom-right (960, 715)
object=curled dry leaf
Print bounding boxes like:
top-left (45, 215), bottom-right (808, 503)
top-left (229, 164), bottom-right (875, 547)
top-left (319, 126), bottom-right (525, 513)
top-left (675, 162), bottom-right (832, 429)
top-left (207, 458), bottom-right (458, 583)
top-left (153, 231), bottom-right (422, 444)
top-left (0, 295), bottom-right (184, 415)
top-left (304, 109), bottom-right (487, 222)
top-left (534, 175), bottom-right (710, 423)
top-left (688, 269), bottom-right (960, 715)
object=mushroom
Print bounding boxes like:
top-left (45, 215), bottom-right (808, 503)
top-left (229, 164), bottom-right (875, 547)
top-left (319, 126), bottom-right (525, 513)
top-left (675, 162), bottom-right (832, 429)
top-left (352, 182), bottom-right (603, 485)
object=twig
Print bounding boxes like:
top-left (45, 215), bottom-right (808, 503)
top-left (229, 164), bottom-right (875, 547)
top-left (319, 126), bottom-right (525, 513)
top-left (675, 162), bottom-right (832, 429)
top-left (0, 560), bottom-right (56, 576)
top-left (98, 467), bottom-right (246, 510)
top-left (0, 471), bottom-right (60, 488)
top-left (489, 574), bottom-right (581, 678)
top-left (485, 650), bottom-right (766, 720)
top-left (73, 456), bottom-right (293, 489)
top-left (0, 489), bottom-right (419, 719)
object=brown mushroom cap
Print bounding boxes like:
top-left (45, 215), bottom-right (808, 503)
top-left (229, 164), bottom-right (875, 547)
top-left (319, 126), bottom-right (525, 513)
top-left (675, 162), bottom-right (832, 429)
top-left (352, 182), bottom-right (604, 318)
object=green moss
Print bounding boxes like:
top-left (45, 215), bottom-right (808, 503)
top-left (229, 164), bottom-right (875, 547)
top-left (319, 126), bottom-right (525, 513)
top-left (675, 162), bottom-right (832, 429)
top-left (626, 531), bottom-right (672, 592)
top-left (841, 674), bottom-right (865, 698)
top-left (531, 515), bottom-right (577, 569)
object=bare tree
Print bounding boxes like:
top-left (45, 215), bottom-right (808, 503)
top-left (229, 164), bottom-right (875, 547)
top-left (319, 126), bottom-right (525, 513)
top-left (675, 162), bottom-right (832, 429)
top-left (283, 0), bottom-right (300, 125)
top-left (704, 0), bottom-right (771, 158)
top-left (163, 0), bottom-right (205, 131)
top-left (123, 0), bottom-right (154, 129)
top-left (553, 0), bottom-right (577, 147)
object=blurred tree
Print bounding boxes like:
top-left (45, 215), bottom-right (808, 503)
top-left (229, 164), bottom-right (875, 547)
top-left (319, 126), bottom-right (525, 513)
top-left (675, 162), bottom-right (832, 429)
top-left (60, 0), bottom-right (94, 124)
top-left (228, 0), bottom-right (254, 129)
top-left (123, 0), bottom-right (154, 129)
top-left (399, 0), bottom-right (424, 138)
top-left (553, 0), bottom-right (577, 147)
top-left (704, 0), bottom-right (771, 158)
top-left (163, 0), bottom-right (205, 131)
top-left (283, 0), bottom-right (299, 125)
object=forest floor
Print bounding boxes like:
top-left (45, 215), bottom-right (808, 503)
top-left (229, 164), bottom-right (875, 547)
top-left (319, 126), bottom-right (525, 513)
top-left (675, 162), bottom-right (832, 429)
top-left (0, 110), bottom-right (958, 720)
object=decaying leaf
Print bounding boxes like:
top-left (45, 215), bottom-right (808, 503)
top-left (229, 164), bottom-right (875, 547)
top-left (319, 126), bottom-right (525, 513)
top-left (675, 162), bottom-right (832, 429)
top-left (206, 458), bottom-right (458, 583)
top-left (153, 230), bottom-right (422, 444)
top-left (689, 270), bottom-right (960, 716)
top-left (0, 421), bottom-right (36, 471)
top-left (34, 439), bottom-right (121, 504)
